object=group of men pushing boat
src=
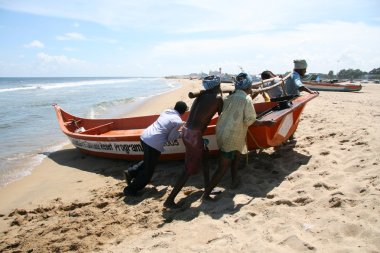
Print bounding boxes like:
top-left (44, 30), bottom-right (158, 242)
top-left (123, 59), bottom-right (318, 208)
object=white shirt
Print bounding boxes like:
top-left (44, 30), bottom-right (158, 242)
top-left (141, 109), bottom-right (183, 152)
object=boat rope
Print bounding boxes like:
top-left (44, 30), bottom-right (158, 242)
top-left (245, 129), bottom-right (264, 166)
top-left (247, 129), bottom-right (265, 150)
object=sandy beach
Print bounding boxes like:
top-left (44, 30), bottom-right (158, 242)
top-left (0, 80), bottom-right (379, 252)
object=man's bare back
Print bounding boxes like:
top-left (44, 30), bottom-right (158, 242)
top-left (163, 77), bottom-right (223, 209)
top-left (186, 88), bottom-right (223, 132)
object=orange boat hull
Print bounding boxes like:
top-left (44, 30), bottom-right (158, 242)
top-left (53, 93), bottom-right (317, 160)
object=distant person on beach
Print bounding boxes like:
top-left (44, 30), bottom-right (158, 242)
top-left (123, 101), bottom-right (188, 196)
top-left (202, 72), bottom-right (257, 200)
top-left (261, 70), bottom-right (286, 99)
top-left (164, 75), bottom-right (223, 208)
top-left (285, 59), bottom-right (318, 96)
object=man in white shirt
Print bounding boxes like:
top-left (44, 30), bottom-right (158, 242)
top-left (123, 101), bottom-right (188, 196)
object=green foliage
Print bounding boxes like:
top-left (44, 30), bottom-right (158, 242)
top-left (337, 68), bottom-right (367, 79)
top-left (305, 67), bottom-right (380, 81)
top-left (369, 68), bottom-right (380, 74)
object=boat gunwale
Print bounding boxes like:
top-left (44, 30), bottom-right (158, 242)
top-left (54, 93), bottom-right (318, 141)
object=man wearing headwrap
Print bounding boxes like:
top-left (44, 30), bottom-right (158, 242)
top-left (203, 72), bottom-right (257, 200)
top-left (285, 59), bottom-right (317, 96)
top-left (164, 75), bottom-right (223, 208)
top-left (285, 60), bottom-right (318, 142)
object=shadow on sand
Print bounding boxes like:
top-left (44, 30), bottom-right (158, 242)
top-left (47, 140), bottom-right (311, 223)
top-left (159, 140), bottom-right (311, 224)
top-left (46, 148), bottom-right (134, 180)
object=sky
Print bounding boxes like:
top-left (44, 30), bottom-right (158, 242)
top-left (0, 0), bottom-right (379, 77)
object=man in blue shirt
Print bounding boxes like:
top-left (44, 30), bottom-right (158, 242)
top-left (123, 101), bottom-right (188, 196)
top-left (285, 59), bottom-right (317, 96)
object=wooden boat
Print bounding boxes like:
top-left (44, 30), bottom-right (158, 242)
top-left (303, 80), bottom-right (362, 92)
top-left (53, 92), bottom-right (317, 160)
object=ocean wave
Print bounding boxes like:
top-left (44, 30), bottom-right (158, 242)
top-left (0, 86), bottom-right (37, 93)
top-left (87, 97), bottom-right (136, 118)
top-left (0, 78), bottom-right (141, 93)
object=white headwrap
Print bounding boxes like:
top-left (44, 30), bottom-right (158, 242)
top-left (294, 59), bottom-right (308, 69)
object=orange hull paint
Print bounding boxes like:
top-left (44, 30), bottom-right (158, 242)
top-left (53, 93), bottom-right (317, 160)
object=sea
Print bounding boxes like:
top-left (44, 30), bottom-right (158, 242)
top-left (0, 77), bottom-right (181, 188)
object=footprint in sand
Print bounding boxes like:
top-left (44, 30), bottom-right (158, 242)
top-left (272, 199), bottom-right (296, 207)
top-left (313, 182), bottom-right (337, 190)
top-left (293, 196), bottom-right (314, 206)
top-left (279, 235), bottom-right (316, 251)
top-left (233, 211), bottom-right (257, 224)
top-left (328, 196), bottom-right (358, 208)
top-left (207, 234), bottom-right (234, 246)
top-left (319, 151), bottom-right (330, 156)
top-left (152, 230), bottom-right (176, 238)
top-left (318, 171), bottom-right (330, 177)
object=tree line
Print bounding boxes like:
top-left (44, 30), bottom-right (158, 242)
top-left (318, 67), bottom-right (380, 80)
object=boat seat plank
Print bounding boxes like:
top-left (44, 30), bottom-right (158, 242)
top-left (64, 119), bottom-right (82, 126)
top-left (81, 122), bottom-right (115, 134)
top-left (101, 129), bottom-right (144, 136)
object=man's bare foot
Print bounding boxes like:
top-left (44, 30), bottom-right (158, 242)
top-left (164, 200), bottom-right (182, 209)
top-left (202, 194), bottom-right (219, 202)
top-left (210, 187), bottom-right (223, 195)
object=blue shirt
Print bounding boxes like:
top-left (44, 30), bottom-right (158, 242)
top-left (285, 71), bottom-right (304, 96)
top-left (141, 109), bottom-right (183, 152)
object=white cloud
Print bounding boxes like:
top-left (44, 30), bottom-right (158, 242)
top-left (1, 0), bottom-right (379, 33)
top-left (56, 32), bottom-right (86, 41)
top-left (147, 21), bottom-right (380, 74)
top-left (24, 40), bottom-right (44, 48)
top-left (37, 52), bottom-right (85, 64)
top-left (1, 0), bottom-right (379, 76)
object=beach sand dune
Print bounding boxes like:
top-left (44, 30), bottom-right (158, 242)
top-left (0, 81), bottom-right (379, 252)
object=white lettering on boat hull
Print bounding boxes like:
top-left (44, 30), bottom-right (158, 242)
top-left (68, 135), bottom-right (219, 155)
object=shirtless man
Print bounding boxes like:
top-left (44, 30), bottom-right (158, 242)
top-left (164, 75), bottom-right (223, 208)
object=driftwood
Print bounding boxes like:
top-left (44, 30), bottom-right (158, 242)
top-left (188, 73), bottom-right (291, 99)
